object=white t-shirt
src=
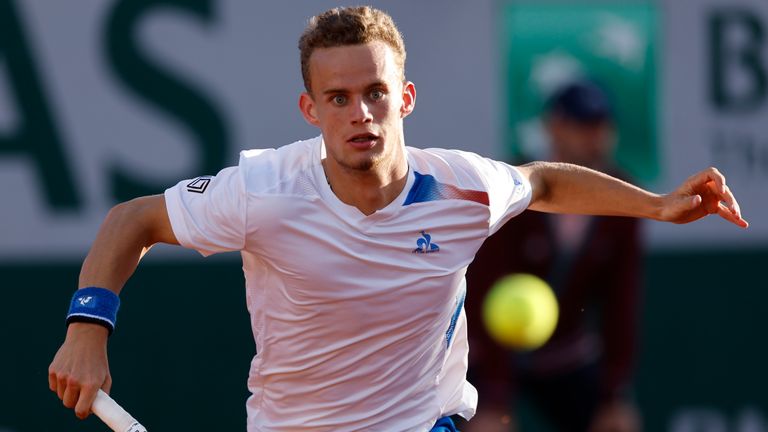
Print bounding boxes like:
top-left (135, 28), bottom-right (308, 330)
top-left (164, 136), bottom-right (531, 431)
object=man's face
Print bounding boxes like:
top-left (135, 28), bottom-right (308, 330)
top-left (299, 41), bottom-right (415, 173)
top-left (547, 115), bottom-right (615, 169)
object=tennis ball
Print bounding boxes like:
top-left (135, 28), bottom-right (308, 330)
top-left (482, 273), bottom-right (559, 350)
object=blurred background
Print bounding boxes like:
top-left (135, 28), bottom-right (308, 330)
top-left (0, 0), bottom-right (765, 430)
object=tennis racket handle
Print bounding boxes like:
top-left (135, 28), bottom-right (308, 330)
top-left (92, 389), bottom-right (147, 432)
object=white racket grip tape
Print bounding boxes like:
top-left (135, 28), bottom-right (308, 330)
top-left (92, 390), bottom-right (148, 432)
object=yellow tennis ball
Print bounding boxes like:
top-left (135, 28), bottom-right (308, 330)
top-left (482, 273), bottom-right (559, 350)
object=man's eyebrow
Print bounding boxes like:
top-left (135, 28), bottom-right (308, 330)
top-left (321, 81), bottom-right (389, 95)
top-left (366, 81), bottom-right (389, 90)
top-left (322, 88), bottom-right (348, 95)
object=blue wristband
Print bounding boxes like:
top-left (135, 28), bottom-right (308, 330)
top-left (66, 287), bottom-right (121, 335)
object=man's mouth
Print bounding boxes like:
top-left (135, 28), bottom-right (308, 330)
top-left (348, 133), bottom-right (379, 143)
top-left (347, 133), bottom-right (379, 148)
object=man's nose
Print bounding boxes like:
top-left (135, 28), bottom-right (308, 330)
top-left (350, 97), bottom-right (373, 124)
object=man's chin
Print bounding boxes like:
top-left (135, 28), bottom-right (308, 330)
top-left (335, 152), bottom-right (383, 172)
top-left (341, 159), bottom-right (375, 172)
top-left (326, 147), bottom-right (387, 173)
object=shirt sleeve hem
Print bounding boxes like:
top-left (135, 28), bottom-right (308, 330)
top-left (163, 187), bottom-right (212, 257)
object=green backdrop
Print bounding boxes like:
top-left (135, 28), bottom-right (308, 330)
top-left (501, 2), bottom-right (659, 184)
top-left (2, 248), bottom-right (766, 430)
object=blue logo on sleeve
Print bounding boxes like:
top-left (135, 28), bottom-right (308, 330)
top-left (413, 230), bottom-right (440, 254)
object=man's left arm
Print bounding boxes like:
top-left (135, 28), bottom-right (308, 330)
top-left (517, 162), bottom-right (748, 228)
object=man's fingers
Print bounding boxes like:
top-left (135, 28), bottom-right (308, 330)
top-left (715, 183), bottom-right (738, 213)
top-left (721, 184), bottom-right (745, 219)
top-left (698, 169), bottom-right (747, 225)
top-left (56, 374), bottom-right (68, 400)
top-left (102, 374), bottom-right (112, 395)
top-left (62, 381), bottom-right (80, 409)
top-left (74, 384), bottom-right (99, 419)
top-left (689, 194), bottom-right (702, 209)
top-left (678, 194), bottom-right (702, 215)
top-left (731, 195), bottom-right (741, 216)
top-left (52, 371), bottom-right (110, 420)
top-left (694, 167), bottom-right (727, 194)
top-left (721, 185), bottom-right (734, 212)
top-left (712, 182), bottom-right (747, 225)
top-left (717, 203), bottom-right (749, 228)
top-left (716, 203), bottom-right (738, 224)
top-left (48, 369), bottom-right (57, 393)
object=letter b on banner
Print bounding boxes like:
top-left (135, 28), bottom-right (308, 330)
top-left (710, 8), bottom-right (768, 112)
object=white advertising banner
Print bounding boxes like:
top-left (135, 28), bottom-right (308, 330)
top-left (0, 0), bottom-right (765, 260)
top-left (0, 0), bottom-right (500, 260)
top-left (651, 0), bottom-right (767, 249)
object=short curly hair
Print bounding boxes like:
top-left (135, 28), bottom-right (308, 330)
top-left (298, 6), bottom-right (406, 92)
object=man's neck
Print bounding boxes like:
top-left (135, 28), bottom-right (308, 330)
top-left (323, 155), bottom-right (409, 216)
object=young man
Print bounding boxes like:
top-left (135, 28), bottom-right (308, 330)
top-left (49, 6), bottom-right (747, 432)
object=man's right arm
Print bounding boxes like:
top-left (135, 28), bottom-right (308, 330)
top-left (518, 162), bottom-right (747, 227)
top-left (48, 194), bottom-right (178, 420)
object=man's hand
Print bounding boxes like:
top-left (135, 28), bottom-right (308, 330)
top-left (48, 196), bottom-right (175, 420)
top-left (48, 323), bottom-right (112, 419)
top-left (659, 167), bottom-right (748, 228)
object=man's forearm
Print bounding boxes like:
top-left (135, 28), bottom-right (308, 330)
top-left (521, 162), bottom-right (663, 219)
top-left (78, 195), bottom-right (177, 292)
top-left (79, 202), bottom-right (153, 292)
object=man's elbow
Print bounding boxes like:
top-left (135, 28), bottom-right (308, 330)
top-left (520, 162), bottom-right (552, 211)
top-left (104, 195), bottom-right (177, 246)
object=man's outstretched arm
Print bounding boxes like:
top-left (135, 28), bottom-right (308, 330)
top-left (48, 195), bottom-right (178, 419)
top-left (518, 162), bottom-right (748, 228)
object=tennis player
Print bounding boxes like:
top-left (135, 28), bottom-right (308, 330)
top-left (49, 6), bottom-right (747, 431)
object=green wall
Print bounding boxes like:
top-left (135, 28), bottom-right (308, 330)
top-left (1, 260), bottom-right (252, 431)
top-left (636, 249), bottom-right (768, 431)
top-left (1, 249), bottom-right (766, 430)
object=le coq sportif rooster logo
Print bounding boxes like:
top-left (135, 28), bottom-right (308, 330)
top-left (413, 230), bottom-right (440, 254)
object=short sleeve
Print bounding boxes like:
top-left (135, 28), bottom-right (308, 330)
top-left (164, 165), bottom-right (246, 256)
top-left (467, 155), bottom-right (532, 235)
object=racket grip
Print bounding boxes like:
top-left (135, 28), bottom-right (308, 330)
top-left (92, 389), bottom-right (148, 432)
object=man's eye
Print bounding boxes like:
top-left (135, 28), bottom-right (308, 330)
top-left (370, 90), bottom-right (384, 100)
top-left (332, 95), bottom-right (346, 105)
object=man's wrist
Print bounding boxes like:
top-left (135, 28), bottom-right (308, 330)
top-left (66, 287), bottom-right (121, 335)
top-left (66, 322), bottom-right (110, 339)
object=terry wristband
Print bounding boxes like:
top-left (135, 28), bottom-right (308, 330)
top-left (66, 287), bottom-right (121, 335)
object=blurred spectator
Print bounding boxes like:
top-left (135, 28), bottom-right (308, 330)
top-left (463, 80), bottom-right (643, 432)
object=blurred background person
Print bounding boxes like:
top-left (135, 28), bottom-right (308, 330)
top-left (463, 80), bottom-right (643, 432)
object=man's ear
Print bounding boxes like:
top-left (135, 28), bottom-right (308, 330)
top-left (400, 81), bottom-right (416, 118)
top-left (299, 92), bottom-right (320, 126)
